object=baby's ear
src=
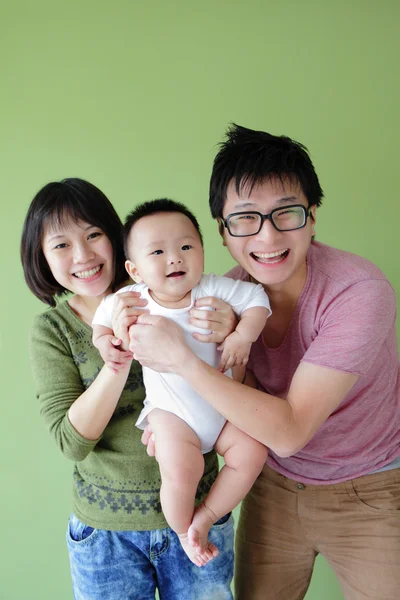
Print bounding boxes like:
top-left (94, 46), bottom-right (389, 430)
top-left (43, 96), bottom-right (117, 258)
top-left (125, 260), bottom-right (143, 283)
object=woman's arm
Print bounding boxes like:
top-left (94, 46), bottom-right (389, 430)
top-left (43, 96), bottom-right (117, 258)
top-left (129, 314), bottom-right (358, 457)
top-left (30, 311), bottom-right (134, 461)
top-left (68, 362), bottom-right (132, 440)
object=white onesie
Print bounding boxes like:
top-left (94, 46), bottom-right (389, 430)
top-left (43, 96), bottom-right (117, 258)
top-left (93, 273), bottom-right (271, 453)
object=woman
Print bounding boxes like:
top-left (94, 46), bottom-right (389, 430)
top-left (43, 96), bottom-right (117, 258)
top-left (126, 125), bottom-right (400, 600)
top-left (21, 178), bottom-right (236, 600)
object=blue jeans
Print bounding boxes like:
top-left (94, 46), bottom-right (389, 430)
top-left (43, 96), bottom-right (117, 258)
top-left (67, 513), bottom-right (234, 600)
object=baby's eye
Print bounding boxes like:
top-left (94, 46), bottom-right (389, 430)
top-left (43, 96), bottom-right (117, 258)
top-left (152, 249), bottom-right (164, 255)
top-left (182, 245), bottom-right (192, 251)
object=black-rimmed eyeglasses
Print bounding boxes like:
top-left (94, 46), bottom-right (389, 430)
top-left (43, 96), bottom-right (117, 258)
top-left (221, 204), bottom-right (311, 237)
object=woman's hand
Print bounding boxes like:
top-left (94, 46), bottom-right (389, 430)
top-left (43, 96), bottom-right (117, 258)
top-left (95, 333), bottom-right (133, 373)
top-left (111, 291), bottom-right (149, 350)
top-left (129, 313), bottom-right (193, 374)
top-left (189, 297), bottom-right (237, 343)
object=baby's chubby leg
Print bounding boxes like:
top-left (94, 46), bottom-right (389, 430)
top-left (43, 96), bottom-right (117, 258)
top-left (189, 423), bottom-right (268, 555)
top-left (147, 409), bottom-right (218, 567)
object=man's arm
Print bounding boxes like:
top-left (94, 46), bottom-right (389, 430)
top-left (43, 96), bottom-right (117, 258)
top-left (130, 278), bottom-right (394, 456)
top-left (178, 352), bottom-right (358, 457)
top-left (129, 314), bottom-right (358, 457)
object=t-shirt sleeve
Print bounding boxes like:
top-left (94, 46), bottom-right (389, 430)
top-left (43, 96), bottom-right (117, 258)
top-left (200, 273), bottom-right (271, 316)
top-left (29, 313), bottom-right (101, 462)
top-left (301, 279), bottom-right (397, 376)
top-left (92, 284), bottom-right (142, 328)
top-left (92, 293), bottom-right (115, 328)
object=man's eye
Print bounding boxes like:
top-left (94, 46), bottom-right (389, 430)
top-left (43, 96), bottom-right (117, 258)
top-left (237, 214), bottom-right (257, 221)
top-left (182, 245), bottom-right (192, 251)
top-left (276, 209), bottom-right (297, 218)
top-left (152, 249), bottom-right (163, 255)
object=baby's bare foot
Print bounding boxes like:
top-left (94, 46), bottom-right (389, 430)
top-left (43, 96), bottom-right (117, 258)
top-left (187, 503), bottom-right (219, 562)
top-left (178, 531), bottom-right (218, 567)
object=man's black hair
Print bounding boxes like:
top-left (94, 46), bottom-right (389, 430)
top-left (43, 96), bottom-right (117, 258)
top-left (124, 198), bottom-right (203, 257)
top-left (209, 123), bottom-right (324, 218)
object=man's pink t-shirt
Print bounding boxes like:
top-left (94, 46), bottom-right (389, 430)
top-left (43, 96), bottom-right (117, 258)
top-left (227, 241), bottom-right (400, 484)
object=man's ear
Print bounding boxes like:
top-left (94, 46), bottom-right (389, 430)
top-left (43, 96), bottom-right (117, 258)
top-left (125, 260), bottom-right (143, 283)
top-left (309, 205), bottom-right (317, 237)
top-left (217, 219), bottom-right (227, 247)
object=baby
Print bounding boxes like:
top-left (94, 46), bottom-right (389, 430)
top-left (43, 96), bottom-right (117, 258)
top-left (93, 198), bottom-right (270, 566)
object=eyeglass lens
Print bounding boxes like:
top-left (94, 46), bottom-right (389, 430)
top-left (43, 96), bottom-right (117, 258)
top-left (228, 206), bottom-right (306, 235)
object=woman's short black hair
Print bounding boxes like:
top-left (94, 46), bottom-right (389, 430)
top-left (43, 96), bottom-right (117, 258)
top-left (21, 178), bottom-right (126, 307)
top-left (209, 123), bottom-right (324, 219)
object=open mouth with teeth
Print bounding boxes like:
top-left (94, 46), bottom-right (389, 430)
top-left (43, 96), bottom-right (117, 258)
top-left (166, 271), bottom-right (186, 278)
top-left (74, 265), bottom-right (103, 279)
top-left (251, 249), bottom-right (290, 264)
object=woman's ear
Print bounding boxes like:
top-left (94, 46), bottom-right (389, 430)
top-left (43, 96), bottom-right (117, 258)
top-left (217, 219), bottom-right (227, 247)
top-left (125, 260), bottom-right (143, 283)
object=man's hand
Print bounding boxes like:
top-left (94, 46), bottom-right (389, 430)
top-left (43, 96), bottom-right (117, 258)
top-left (129, 313), bottom-right (192, 375)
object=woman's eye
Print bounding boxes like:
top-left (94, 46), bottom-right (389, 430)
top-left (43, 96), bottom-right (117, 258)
top-left (54, 243), bottom-right (68, 250)
top-left (182, 245), bottom-right (192, 251)
top-left (88, 231), bottom-right (102, 240)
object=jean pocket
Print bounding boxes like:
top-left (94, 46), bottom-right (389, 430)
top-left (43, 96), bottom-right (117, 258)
top-left (67, 513), bottom-right (99, 544)
top-left (212, 512), bottom-right (233, 529)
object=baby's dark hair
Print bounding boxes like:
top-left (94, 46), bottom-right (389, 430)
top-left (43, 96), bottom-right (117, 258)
top-left (124, 198), bottom-right (203, 257)
top-left (209, 123), bottom-right (324, 219)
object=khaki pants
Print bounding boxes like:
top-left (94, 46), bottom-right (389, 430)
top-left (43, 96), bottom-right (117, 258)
top-left (235, 464), bottom-right (400, 600)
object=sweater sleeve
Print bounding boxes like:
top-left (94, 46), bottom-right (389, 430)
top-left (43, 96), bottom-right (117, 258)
top-left (29, 312), bottom-right (101, 462)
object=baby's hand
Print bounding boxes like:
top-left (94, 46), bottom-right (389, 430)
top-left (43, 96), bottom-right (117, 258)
top-left (96, 334), bottom-right (133, 373)
top-left (218, 331), bottom-right (252, 373)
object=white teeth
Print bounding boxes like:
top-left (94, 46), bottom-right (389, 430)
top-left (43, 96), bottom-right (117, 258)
top-left (75, 265), bottom-right (101, 279)
top-left (253, 249), bottom-right (288, 259)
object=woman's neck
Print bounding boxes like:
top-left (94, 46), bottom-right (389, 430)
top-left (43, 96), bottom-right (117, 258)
top-left (68, 294), bottom-right (105, 327)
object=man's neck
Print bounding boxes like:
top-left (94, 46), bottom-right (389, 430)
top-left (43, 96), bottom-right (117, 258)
top-left (253, 261), bottom-right (308, 314)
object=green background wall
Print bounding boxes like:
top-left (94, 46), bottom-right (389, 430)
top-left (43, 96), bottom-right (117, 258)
top-left (1, 1), bottom-right (399, 598)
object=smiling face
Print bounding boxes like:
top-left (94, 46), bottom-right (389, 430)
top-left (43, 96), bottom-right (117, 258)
top-left (220, 177), bottom-right (316, 297)
top-left (42, 217), bottom-right (114, 299)
top-left (125, 212), bottom-right (204, 307)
